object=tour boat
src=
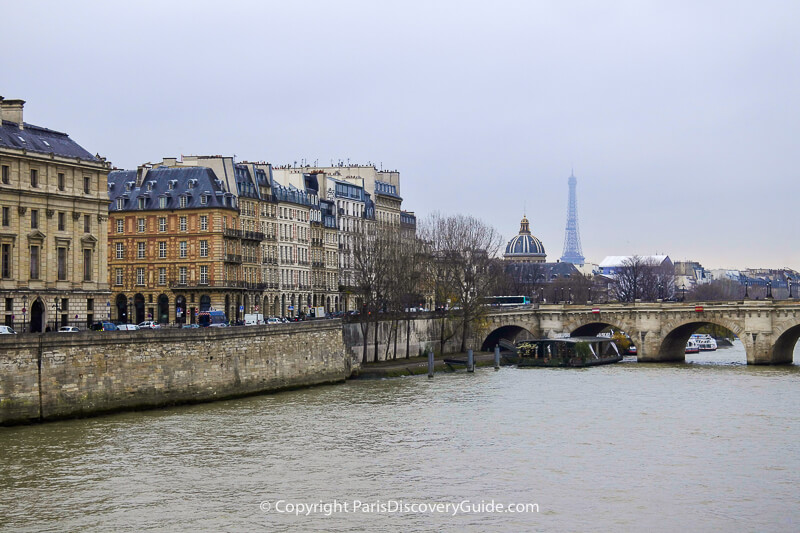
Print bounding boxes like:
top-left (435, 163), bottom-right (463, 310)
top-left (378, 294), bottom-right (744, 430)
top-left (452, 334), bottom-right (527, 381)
top-left (509, 336), bottom-right (623, 368)
top-left (685, 338), bottom-right (700, 354)
top-left (691, 334), bottom-right (718, 351)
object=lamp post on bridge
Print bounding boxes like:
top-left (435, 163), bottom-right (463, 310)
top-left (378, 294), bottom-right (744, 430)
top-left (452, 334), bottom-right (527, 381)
top-left (789, 276), bottom-right (794, 299)
top-left (766, 280), bottom-right (773, 299)
top-left (744, 280), bottom-right (749, 299)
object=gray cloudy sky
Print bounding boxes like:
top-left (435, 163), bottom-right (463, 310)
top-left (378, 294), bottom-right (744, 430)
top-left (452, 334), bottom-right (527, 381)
top-left (4, 0), bottom-right (799, 269)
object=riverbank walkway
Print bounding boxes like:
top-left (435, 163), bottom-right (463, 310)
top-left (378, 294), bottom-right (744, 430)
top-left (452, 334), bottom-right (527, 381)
top-left (354, 351), bottom-right (511, 379)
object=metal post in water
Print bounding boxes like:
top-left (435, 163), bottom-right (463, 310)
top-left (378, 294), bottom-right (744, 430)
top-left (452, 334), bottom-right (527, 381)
top-left (494, 345), bottom-right (500, 370)
top-left (467, 349), bottom-right (474, 372)
top-left (428, 351), bottom-right (434, 378)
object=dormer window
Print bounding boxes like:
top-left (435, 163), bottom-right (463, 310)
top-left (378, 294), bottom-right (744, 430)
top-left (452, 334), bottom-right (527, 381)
top-left (125, 182), bottom-right (133, 192)
top-left (159, 197), bottom-right (167, 209)
top-left (200, 195), bottom-right (208, 205)
top-left (188, 179), bottom-right (196, 189)
top-left (116, 198), bottom-right (124, 210)
top-left (138, 198), bottom-right (145, 210)
top-left (179, 196), bottom-right (187, 208)
top-left (168, 180), bottom-right (177, 190)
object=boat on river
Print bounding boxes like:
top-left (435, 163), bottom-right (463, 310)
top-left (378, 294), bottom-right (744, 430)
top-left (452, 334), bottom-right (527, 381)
top-left (685, 338), bottom-right (700, 354)
top-left (508, 336), bottom-right (623, 368)
top-left (691, 334), bottom-right (718, 351)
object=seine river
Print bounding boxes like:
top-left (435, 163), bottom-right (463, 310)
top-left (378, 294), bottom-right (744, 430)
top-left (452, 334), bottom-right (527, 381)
top-left (1, 341), bottom-right (798, 532)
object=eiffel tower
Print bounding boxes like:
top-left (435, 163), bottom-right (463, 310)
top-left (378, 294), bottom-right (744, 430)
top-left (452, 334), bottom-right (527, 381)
top-left (560, 171), bottom-right (585, 265)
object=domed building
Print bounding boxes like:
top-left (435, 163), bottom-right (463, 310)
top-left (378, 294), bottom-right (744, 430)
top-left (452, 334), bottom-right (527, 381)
top-left (504, 216), bottom-right (546, 263)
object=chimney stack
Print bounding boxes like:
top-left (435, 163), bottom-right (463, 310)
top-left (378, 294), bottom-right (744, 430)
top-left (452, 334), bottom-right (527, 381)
top-left (0, 98), bottom-right (25, 128)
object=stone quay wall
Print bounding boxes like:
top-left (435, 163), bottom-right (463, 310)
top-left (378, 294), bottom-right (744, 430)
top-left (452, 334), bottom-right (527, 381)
top-left (0, 321), bottom-right (350, 425)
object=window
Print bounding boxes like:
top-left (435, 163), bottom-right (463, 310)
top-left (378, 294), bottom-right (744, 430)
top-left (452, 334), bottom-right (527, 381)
top-left (1, 165), bottom-right (8, 184)
top-left (179, 241), bottom-right (187, 258)
top-left (30, 168), bottom-right (38, 187)
top-left (83, 176), bottom-right (91, 194)
top-left (30, 245), bottom-right (40, 279)
top-left (115, 268), bottom-right (123, 285)
top-left (158, 217), bottom-right (166, 232)
top-left (179, 216), bottom-right (187, 231)
top-left (200, 265), bottom-right (208, 284)
top-left (137, 218), bottom-right (145, 232)
top-left (1, 244), bottom-right (11, 278)
top-left (180, 196), bottom-right (187, 208)
top-left (179, 266), bottom-right (187, 284)
top-left (158, 241), bottom-right (166, 259)
top-left (84, 215), bottom-right (91, 233)
top-left (136, 267), bottom-right (145, 285)
top-left (200, 215), bottom-right (208, 230)
top-left (4, 298), bottom-right (11, 312)
top-left (83, 249), bottom-right (92, 281)
top-left (159, 197), bottom-right (167, 209)
top-left (61, 298), bottom-right (69, 312)
top-left (158, 267), bottom-right (166, 285)
top-left (116, 243), bottom-right (124, 259)
top-left (58, 173), bottom-right (65, 191)
top-left (116, 198), bottom-right (124, 210)
top-left (58, 212), bottom-right (65, 231)
top-left (31, 209), bottom-right (39, 229)
top-left (87, 298), bottom-right (94, 311)
top-left (57, 247), bottom-right (67, 280)
top-left (200, 195), bottom-right (207, 205)
top-left (138, 242), bottom-right (146, 259)
top-left (116, 219), bottom-right (124, 233)
top-left (2, 207), bottom-right (9, 226)
top-left (200, 240), bottom-right (208, 257)
top-left (137, 198), bottom-right (145, 209)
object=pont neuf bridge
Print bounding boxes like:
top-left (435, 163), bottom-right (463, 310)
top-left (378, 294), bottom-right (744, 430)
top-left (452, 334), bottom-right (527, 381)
top-left (478, 300), bottom-right (800, 364)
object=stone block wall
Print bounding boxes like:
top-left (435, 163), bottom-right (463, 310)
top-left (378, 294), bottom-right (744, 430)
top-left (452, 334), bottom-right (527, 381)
top-left (0, 321), bottom-right (349, 424)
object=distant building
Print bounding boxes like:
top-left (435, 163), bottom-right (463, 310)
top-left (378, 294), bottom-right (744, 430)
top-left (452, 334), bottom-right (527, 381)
top-left (503, 215), bottom-right (546, 263)
top-left (598, 255), bottom-right (673, 276)
top-left (0, 97), bottom-right (111, 332)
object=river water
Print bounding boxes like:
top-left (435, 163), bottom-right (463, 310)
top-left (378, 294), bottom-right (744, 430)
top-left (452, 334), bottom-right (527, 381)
top-left (1, 341), bottom-right (798, 532)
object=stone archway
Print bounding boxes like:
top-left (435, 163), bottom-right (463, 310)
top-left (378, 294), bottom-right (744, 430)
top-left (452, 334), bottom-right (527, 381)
top-left (770, 323), bottom-right (800, 364)
top-left (30, 298), bottom-right (45, 333)
top-left (134, 293), bottom-right (145, 324)
top-left (569, 320), bottom-right (640, 357)
top-left (157, 294), bottom-right (169, 324)
top-left (656, 318), bottom-right (747, 363)
top-left (116, 293), bottom-right (128, 323)
top-left (481, 324), bottom-right (536, 352)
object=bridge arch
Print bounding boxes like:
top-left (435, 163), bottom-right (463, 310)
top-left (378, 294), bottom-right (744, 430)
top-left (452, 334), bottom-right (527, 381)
top-left (481, 324), bottom-right (535, 351)
top-left (771, 323), bottom-right (800, 364)
top-left (658, 318), bottom-right (747, 363)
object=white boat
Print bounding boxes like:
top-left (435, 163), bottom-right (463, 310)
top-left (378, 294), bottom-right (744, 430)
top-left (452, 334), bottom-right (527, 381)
top-left (685, 338), bottom-right (700, 354)
top-left (691, 334), bottom-right (718, 351)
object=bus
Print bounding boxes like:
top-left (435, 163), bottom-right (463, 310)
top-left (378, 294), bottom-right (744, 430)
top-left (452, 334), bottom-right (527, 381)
top-left (483, 295), bottom-right (531, 307)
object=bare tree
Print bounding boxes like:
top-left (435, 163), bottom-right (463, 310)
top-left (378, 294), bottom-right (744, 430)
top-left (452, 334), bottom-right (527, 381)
top-left (352, 221), bottom-right (393, 363)
top-left (612, 256), bottom-right (674, 302)
top-left (688, 279), bottom-right (745, 301)
top-left (420, 213), bottom-right (503, 352)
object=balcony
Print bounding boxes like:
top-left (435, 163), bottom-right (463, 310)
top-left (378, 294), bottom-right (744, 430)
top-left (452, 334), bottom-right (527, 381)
top-left (264, 234), bottom-right (277, 242)
top-left (225, 253), bottom-right (242, 263)
top-left (298, 260), bottom-right (309, 266)
top-left (243, 230), bottom-right (265, 242)
top-left (312, 261), bottom-right (324, 268)
top-left (223, 227), bottom-right (242, 238)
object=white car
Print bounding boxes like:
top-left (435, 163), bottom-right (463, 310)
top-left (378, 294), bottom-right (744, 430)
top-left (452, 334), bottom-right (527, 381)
top-left (266, 317), bottom-right (282, 325)
top-left (0, 325), bottom-right (17, 334)
top-left (138, 321), bottom-right (161, 330)
top-left (58, 326), bottom-right (80, 333)
top-left (117, 324), bottom-right (140, 331)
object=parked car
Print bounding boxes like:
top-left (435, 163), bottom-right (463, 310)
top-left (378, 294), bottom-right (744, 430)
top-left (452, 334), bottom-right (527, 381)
top-left (0, 325), bottom-right (17, 334)
top-left (58, 326), bottom-right (80, 333)
top-left (266, 317), bottom-right (282, 325)
top-left (181, 323), bottom-right (200, 329)
top-left (138, 321), bottom-right (161, 330)
top-left (117, 324), bottom-right (140, 331)
top-left (91, 322), bottom-right (118, 332)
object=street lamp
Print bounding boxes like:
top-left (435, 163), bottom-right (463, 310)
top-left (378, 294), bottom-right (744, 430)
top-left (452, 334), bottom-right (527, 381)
top-left (127, 297), bottom-right (132, 324)
top-left (767, 280), bottom-right (773, 299)
top-left (22, 294), bottom-right (27, 334)
top-left (53, 300), bottom-right (60, 332)
top-left (744, 280), bottom-right (749, 299)
top-left (789, 276), bottom-right (794, 299)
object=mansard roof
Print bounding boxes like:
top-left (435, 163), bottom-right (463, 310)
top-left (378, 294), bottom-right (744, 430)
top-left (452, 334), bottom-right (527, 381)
top-left (108, 166), bottom-right (235, 212)
top-left (0, 121), bottom-right (98, 162)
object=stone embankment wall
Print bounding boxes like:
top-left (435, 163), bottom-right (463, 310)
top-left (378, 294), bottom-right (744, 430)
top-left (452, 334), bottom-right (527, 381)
top-left (0, 321), bottom-right (350, 425)
top-left (343, 315), bottom-right (468, 364)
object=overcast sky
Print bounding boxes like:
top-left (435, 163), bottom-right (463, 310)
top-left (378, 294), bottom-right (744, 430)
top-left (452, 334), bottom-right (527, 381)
top-left (3, 1), bottom-right (798, 270)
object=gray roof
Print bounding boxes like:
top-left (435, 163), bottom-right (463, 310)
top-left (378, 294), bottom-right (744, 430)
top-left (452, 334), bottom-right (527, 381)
top-left (108, 166), bottom-right (236, 212)
top-left (0, 121), bottom-right (98, 162)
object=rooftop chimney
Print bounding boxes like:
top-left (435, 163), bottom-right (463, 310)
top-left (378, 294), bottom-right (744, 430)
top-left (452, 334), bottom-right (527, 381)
top-left (0, 98), bottom-right (25, 128)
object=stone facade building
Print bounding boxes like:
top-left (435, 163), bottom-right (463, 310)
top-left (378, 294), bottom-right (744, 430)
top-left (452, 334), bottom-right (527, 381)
top-left (0, 97), bottom-right (111, 332)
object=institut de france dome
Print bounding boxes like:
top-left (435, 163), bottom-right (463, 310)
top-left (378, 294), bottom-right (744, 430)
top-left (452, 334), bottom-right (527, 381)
top-left (503, 216), bottom-right (546, 263)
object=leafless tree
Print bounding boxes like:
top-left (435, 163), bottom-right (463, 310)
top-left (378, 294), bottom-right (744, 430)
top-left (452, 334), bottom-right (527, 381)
top-left (612, 256), bottom-right (675, 302)
top-left (687, 279), bottom-right (745, 301)
top-left (352, 221), bottom-right (393, 363)
top-left (420, 213), bottom-right (503, 352)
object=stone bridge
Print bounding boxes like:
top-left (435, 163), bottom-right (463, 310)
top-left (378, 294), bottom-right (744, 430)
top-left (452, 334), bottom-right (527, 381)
top-left (476, 300), bottom-right (800, 365)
